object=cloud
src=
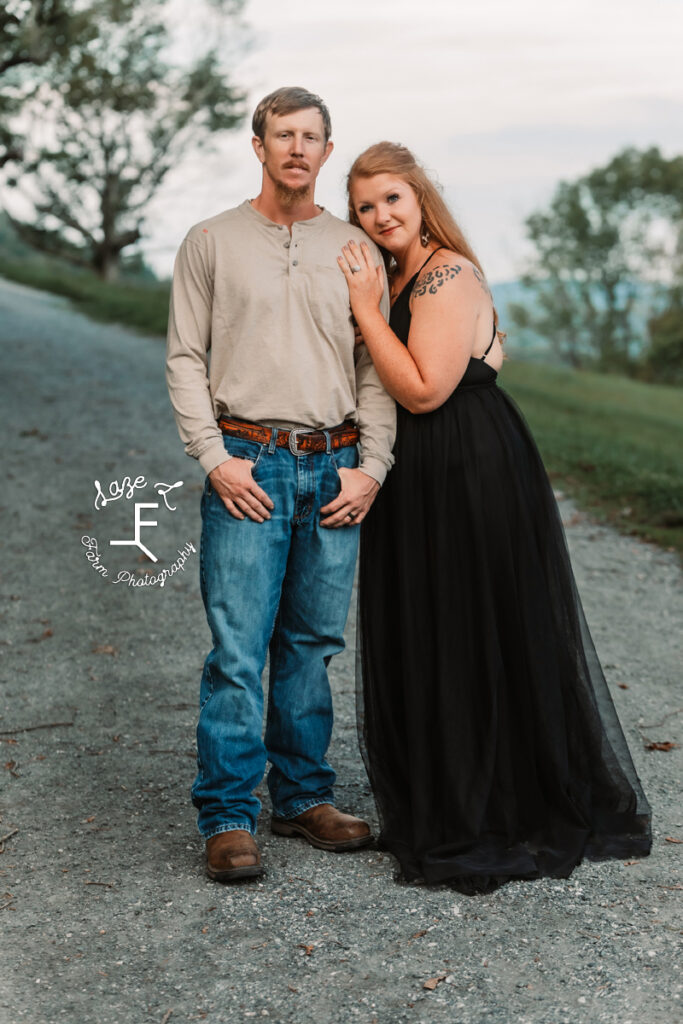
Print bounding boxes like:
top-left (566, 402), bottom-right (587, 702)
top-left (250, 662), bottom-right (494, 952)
top-left (143, 0), bottom-right (683, 282)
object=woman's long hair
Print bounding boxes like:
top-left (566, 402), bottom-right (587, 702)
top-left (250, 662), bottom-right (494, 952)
top-left (347, 142), bottom-right (503, 335)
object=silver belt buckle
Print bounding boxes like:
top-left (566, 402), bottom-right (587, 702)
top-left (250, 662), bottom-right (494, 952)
top-left (288, 427), bottom-right (314, 455)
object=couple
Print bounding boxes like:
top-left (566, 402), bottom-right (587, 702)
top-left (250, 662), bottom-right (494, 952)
top-left (166, 86), bottom-right (651, 893)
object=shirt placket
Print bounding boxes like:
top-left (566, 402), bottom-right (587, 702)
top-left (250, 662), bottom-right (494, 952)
top-left (282, 223), bottom-right (301, 273)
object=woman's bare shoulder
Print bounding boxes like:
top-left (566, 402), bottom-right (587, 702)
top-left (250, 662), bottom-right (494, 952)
top-left (413, 251), bottom-right (488, 302)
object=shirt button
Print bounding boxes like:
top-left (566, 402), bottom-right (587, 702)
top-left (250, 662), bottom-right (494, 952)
top-left (292, 260), bottom-right (298, 266)
top-left (284, 240), bottom-right (290, 248)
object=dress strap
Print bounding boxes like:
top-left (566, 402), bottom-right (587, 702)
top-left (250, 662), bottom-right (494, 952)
top-left (480, 318), bottom-right (497, 361)
top-left (415, 246), bottom-right (444, 277)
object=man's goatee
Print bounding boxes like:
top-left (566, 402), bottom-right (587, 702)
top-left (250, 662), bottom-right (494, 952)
top-left (274, 181), bottom-right (311, 207)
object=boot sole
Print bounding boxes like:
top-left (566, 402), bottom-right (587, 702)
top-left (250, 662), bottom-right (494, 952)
top-left (270, 817), bottom-right (373, 852)
top-left (206, 862), bottom-right (264, 883)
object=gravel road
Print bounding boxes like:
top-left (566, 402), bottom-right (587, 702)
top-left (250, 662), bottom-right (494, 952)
top-left (0, 275), bottom-right (681, 1024)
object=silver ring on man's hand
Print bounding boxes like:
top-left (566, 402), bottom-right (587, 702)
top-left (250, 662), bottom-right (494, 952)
top-left (350, 265), bottom-right (362, 273)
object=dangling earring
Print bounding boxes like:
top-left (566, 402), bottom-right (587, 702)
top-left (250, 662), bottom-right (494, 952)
top-left (420, 221), bottom-right (430, 247)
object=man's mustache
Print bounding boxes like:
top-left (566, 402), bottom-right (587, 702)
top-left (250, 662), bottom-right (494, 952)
top-left (283, 162), bottom-right (309, 170)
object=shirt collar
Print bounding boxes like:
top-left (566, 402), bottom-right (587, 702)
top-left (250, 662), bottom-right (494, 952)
top-left (241, 199), bottom-right (329, 230)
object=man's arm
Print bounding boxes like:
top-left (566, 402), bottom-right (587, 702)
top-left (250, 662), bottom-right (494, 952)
top-left (320, 257), bottom-right (396, 527)
top-left (353, 258), bottom-right (396, 485)
top-left (166, 233), bottom-right (274, 522)
top-left (166, 234), bottom-right (228, 476)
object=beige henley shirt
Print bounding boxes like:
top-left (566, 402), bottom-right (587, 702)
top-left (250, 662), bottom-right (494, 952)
top-left (166, 199), bottom-right (396, 484)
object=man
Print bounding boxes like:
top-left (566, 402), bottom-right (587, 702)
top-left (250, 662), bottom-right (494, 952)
top-left (166, 87), bottom-right (396, 882)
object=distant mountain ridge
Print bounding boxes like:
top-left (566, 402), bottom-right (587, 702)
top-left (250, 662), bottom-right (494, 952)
top-left (491, 278), bottom-right (663, 361)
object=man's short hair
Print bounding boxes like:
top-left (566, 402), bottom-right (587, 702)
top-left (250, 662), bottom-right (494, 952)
top-left (252, 87), bottom-right (332, 144)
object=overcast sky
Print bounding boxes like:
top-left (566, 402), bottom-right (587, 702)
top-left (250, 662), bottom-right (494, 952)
top-left (145, 0), bottom-right (683, 283)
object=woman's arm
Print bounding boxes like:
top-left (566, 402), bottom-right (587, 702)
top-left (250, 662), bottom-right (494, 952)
top-left (339, 241), bottom-right (486, 414)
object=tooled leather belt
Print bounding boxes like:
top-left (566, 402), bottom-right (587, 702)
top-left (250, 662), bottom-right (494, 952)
top-left (217, 416), bottom-right (359, 455)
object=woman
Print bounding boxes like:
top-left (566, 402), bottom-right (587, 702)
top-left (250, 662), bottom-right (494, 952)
top-left (337, 142), bottom-right (651, 894)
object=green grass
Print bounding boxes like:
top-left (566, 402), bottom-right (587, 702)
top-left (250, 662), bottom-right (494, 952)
top-left (0, 255), bottom-right (170, 335)
top-left (499, 359), bottom-right (683, 556)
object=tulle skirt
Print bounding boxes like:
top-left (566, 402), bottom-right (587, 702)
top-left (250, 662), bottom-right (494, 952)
top-left (357, 369), bottom-right (651, 894)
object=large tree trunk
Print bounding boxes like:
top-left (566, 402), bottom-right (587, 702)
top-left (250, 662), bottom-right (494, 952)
top-left (93, 225), bottom-right (141, 281)
top-left (94, 247), bottom-right (120, 281)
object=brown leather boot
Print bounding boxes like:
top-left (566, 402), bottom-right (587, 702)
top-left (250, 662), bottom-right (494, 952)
top-left (271, 803), bottom-right (373, 851)
top-left (206, 830), bottom-right (263, 882)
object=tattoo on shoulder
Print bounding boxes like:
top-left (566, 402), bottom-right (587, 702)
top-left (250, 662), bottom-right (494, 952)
top-left (472, 266), bottom-right (491, 297)
top-left (412, 265), bottom-right (462, 297)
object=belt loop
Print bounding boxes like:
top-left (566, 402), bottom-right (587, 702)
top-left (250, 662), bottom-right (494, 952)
top-left (324, 430), bottom-right (332, 455)
top-left (268, 427), bottom-right (277, 454)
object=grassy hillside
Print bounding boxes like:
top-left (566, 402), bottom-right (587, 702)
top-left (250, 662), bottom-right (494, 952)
top-left (0, 216), bottom-right (168, 334)
top-left (0, 254), bottom-right (170, 334)
top-left (499, 360), bottom-right (683, 555)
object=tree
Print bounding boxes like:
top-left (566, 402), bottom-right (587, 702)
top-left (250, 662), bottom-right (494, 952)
top-left (643, 302), bottom-right (683, 385)
top-left (510, 148), bottom-right (683, 372)
top-left (0, 0), bottom-right (91, 75)
top-left (4, 0), bottom-right (246, 279)
top-left (0, 0), bottom-right (89, 168)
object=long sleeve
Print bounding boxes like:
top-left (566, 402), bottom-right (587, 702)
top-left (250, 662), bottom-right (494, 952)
top-left (354, 274), bottom-right (396, 485)
top-left (166, 235), bottom-right (229, 475)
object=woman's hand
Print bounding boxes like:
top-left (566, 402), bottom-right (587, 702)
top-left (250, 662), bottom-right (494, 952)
top-left (337, 240), bottom-right (384, 318)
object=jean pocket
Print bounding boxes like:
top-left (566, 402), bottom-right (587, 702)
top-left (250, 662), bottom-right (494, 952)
top-left (221, 436), bottom-right (265, 469)
top-left (205, 439), bottom-right (265, 499)
top-left (323, 444), bottom-right (359, 505)
top-left (330, 443), bottom-right (359, 474)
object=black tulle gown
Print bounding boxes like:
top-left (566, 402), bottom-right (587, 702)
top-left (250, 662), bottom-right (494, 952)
top-left (357, 258), bottom-right (652, 894)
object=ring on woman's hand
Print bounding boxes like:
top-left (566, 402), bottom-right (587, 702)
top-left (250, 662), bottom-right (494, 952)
top-left (350, 265), bottom-right (362, 273)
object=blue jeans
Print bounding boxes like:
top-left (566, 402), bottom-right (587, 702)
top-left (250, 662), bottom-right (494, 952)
top-left (192, 431), bottom-right (360, 839)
